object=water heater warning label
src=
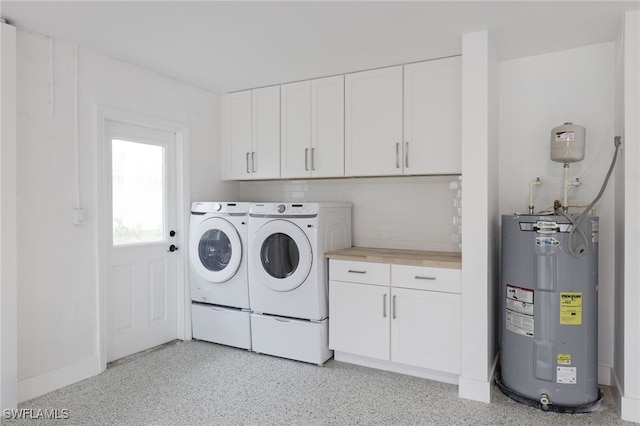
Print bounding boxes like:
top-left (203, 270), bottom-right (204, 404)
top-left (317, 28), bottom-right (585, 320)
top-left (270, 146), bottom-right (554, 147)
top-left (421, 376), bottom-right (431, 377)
top-left (506, 285), bottom-right (534, 337)
top-left (560, 292), bottom-right (583, 325)
top-left (506, 285), bottom-right (534, 304)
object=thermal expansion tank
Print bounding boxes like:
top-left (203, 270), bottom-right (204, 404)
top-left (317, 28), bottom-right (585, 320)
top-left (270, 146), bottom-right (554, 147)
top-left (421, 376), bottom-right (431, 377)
top-left (499, 214), bottom-right (600, 411)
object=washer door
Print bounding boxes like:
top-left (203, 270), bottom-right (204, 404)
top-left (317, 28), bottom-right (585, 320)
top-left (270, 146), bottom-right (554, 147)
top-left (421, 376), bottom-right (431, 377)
top-left (251, 220), bottom-right (312, 292)
top-left (190, 217), bottom-right (242, 283)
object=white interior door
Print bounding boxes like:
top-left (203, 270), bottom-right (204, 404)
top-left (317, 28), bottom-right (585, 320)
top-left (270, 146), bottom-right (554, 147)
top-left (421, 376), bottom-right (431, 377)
top-left (105, 120), bottom-right (179, 363)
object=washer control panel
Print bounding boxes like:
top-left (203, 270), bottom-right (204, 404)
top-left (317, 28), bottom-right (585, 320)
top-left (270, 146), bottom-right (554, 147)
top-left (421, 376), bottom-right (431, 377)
top-left (191, 202), bottom-right (250, 214)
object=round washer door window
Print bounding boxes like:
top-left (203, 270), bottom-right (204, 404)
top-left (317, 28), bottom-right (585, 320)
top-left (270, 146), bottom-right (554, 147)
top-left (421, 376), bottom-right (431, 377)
top-left (260, 233), bottom-right (299, 279)
top-left (250, 220), bottom-right (311, 292)
top-left (190, 217), bottom-right (242, 283)
top-left (199, 229), bottom-right (232, 272)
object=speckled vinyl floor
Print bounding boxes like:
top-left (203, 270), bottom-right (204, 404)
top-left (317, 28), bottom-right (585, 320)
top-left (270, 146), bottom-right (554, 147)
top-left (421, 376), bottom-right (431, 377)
top-left (5, 340), bottom-right (633, 425)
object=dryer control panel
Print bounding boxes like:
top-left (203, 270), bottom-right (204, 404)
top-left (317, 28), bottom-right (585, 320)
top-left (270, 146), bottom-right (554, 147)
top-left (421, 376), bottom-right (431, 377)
top-left (250, 203), bottom-right (319, 216)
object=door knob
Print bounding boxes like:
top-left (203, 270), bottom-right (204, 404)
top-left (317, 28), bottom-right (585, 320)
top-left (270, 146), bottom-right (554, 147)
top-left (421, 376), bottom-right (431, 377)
top-left (167, 244), bottom-right (179, 252)
top-left (169, 230), bottom-right (176, 237)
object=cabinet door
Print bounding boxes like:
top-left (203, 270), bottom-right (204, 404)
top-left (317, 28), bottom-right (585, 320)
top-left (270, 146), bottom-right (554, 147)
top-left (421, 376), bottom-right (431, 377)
top-left (311, 75), bottom-right (344, 177)
top-left (222, 90), bottom-right (252, 180)
top-left (281, 81), bottom-right (311, 179)
top-left (329, 280), bottom-right (390, 360)
top-left (251, 85), bottom-right (280, 179)
top-left (345, 66), bottom-right (403, 177)
top-left (404, 57), bottom-right (461, 175)
top-left (390, 288), bottom-right (461, 373)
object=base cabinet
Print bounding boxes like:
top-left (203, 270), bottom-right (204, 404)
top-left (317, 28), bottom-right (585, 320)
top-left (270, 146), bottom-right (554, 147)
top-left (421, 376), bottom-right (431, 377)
top-left (329, 259), bottom-right (461, 379)
top-left (390, 287), bottom-right (460, 373)
top-left (329, 280), bottom-right (390, 359)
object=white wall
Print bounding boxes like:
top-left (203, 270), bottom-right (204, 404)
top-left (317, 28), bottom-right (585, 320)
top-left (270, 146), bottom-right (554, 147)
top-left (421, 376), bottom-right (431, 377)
top-left (236, 176), bottom-right (461, 252)
top-left (0, 21), bottom-right (18, 410)
top-left (15, 29), bottom-right (229, 401)
top-left (499, 43), bottom-right (616, 383)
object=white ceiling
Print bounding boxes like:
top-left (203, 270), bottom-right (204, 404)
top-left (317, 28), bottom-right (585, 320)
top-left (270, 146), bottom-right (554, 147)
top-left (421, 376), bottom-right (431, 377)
top-left (2, 1), bottom-right (639, 94)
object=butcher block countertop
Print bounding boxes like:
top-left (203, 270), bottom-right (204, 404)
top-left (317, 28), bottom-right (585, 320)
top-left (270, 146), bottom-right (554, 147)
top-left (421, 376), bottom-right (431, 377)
top-left (325, 247), bottom-right (462, 269)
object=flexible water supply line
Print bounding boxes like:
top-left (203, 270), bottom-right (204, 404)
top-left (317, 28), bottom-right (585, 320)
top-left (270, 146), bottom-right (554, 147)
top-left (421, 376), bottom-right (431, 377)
top-left (556, 136), bottom-right (621, 257)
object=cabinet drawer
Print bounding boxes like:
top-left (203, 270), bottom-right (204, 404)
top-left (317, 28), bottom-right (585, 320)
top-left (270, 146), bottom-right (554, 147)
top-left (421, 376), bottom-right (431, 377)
top-left (329, 260), bottom-right (390, 286)
top-left (392, 264), bottom-right (461, 293)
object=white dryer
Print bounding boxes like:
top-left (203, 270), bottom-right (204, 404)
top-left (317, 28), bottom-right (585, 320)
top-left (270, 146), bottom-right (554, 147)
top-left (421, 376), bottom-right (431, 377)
top-left (190, 201), bottom-right (251, 350)
top-left (248, 202), bottom-right (351, 364)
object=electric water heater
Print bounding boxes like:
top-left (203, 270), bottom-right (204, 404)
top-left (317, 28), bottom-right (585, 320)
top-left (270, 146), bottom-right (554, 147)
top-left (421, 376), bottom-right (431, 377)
top-left (499, 214), bottom-right (601, 412)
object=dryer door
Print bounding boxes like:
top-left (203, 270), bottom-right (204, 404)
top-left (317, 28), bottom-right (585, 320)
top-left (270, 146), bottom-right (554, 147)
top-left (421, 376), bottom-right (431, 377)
top-left (250, 220), bottom-right (312, 292)
top-left (190, 217), bottom-right (242, 283)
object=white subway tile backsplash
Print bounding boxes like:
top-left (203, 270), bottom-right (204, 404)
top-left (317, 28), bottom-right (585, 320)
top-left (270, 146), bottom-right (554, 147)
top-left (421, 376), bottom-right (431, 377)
top-left (236, 175), bottom-right (461, 253)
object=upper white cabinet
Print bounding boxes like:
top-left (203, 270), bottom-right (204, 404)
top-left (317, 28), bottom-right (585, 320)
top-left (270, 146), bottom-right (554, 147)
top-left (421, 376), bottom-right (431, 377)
top-left (251, 86), bottom-right (281, 179)
top-left (345, 66), bottom-right (403, 176)
top-left (404, 56), bottom-right (461, 175)
top-left (311, 76), bottom-right (345, 177)
top-left (281, 81), bottom-right (311, 178)
top-left (222, 56), bottom-right (461, 180)
top-left (222, 86), bottom-right (280, 180)
top-left (344, 57), bottom-right (461, 177)
top-left (281, 76), bottom-right (344, 179)
top-left (222, 90), bottom-right (252, 180)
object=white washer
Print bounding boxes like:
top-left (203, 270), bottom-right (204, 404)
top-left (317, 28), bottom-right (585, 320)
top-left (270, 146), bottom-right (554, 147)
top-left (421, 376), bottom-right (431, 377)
top-left (190, 201), bottom-right (251, 349)
top-left (248, 202), bottom-right (351, 364)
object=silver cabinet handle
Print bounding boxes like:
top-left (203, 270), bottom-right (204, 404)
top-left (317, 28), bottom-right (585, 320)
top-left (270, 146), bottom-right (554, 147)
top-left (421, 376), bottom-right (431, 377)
top-left (311, 147), bottom-right (316, 171)
top-left (251, 152), bottom-right (256, 172)
top-left (395, 143), bottom-right (400, 168)
top-left (383, 294), bottom-right (387, 318)
top-left (392, 295), bottom-right (397, 319)
top-left (305, 148), bottom-right (309, 171)
top-left (347, 269), bottom-right (367, 274)
top-left (415, 276), bottom-right (436, 280)
top-left (405, 142), bottom-right (409, 168)
top-left (246, 152), bottom-right (250, 174)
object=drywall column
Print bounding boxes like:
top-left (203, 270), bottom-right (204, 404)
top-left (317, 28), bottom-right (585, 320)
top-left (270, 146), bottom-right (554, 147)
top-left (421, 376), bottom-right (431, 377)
top-left (622, 9), bottom-right (640, 424)
top-left (458, 30), bottom-right (500, 403)
top-left (0, 20), bottom-right (18, 410)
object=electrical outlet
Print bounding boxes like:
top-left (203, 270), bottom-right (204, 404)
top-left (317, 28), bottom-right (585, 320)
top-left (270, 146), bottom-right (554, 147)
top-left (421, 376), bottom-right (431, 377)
top-left (73, 208), bottom-right (85, 226)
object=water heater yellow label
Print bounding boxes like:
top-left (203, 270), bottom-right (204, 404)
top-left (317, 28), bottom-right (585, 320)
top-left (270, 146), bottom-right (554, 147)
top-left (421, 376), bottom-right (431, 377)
top-left (557, 353), bottom-right (572, 365)
top-left (560, 292), bottom-right (582, 325)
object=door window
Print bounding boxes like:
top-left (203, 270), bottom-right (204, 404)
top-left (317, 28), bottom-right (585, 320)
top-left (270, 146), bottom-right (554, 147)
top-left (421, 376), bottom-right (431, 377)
top-left (111, 139), bottom-right (165, 245)
top-left (199, 229), bottom-right (232, 272)
top-left (260, 233), bottom-right (300, 279)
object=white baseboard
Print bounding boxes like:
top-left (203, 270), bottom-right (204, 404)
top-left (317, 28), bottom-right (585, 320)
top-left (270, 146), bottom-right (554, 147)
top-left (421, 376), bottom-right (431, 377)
top-left (458, 376), bottom-right (493, 403)
top-left (458, 355), bottom-right (498, 403)
top-left (620, 395), bottom-right (640, 423)
top-left (333, 351), bottom-right (459, 385)
top-left (18, 356), bottom-right (100, 403)
top-left (598, 364), bottom-right (612, 386)
top-left (611, 368), bottom-right (640, 423)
